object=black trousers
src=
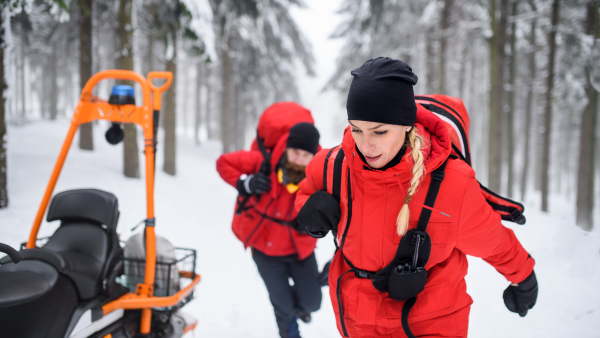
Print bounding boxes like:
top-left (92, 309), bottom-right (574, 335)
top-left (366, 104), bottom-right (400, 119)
top-left (252, 249), bottom-right (322, 338)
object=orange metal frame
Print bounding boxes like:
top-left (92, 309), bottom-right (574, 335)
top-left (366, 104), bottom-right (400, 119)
top-left (25, 70), bottom-right (200, 334)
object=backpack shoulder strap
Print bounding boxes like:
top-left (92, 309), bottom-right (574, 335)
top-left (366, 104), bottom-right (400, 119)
top-left (255, 131), bottom-right (272, 175)
top-left (235, 131), bottom-right (271, 215)
top-left (386, 158), bottom-right (449, 265)
top-left (322, 145), bottom-right (345, 249)
top-left (416, 159), bottom-right (449, 232)
top-left (322, 145), bottom-right (345, 199)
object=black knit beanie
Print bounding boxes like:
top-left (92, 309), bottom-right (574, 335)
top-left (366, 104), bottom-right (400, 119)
top-left (346, 57), bottom-right (418, 126)
top-left (287, 123), bottom-right (320, 155)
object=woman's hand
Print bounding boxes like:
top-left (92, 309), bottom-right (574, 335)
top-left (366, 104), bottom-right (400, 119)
top-left (297, 190), bottom-right (341, 238)
top-left (503, 270), bottom-right (538, 317)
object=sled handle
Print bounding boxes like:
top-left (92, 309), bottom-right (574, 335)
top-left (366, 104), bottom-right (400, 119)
top-left (147, 72), bottom-right (173, 111)
top-left (0, 243), bottom-right (22, 264)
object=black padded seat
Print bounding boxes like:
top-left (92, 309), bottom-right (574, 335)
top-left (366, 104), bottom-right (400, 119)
top-left (0, 260), bottom-right (58, 308)
top-left (1, 189), bottom-right (121, 301)
top-left (43, 222), bottom-right (109, 299)
top-left (6, 189), bottom-right (123, 301)
top-left (41, 189), bottom-right (121, 300)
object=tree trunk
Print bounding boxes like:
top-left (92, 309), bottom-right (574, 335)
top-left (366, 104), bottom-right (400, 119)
top-left (19, 30), bottom-right (26, 119)
top-left (206, 65), bottom-right (217, 140)
top-left (506, 0), bottom-right (518, 198)
top-left (195, 61), bottom-right (203, 145)
top-left (458, 35), bottom-right (469, 100)
top-left (231, 81), bottom-right (238, 149)
top-left (182, 58), bottom-right (189, 136)
top-left (163, 36), bottom-right (177, 176)
top-left (78, 0), bottom-right (94, 150)
top-left (438, 0), bottom-right (452, 95)
top-left (576, 1), bottom-right (599, 231)
top-left (146, 3), bottom-right (155, 74)
top-left (119, 0), bottom-right (139, 178)
top-left (220, 37), bottom-right (233, 153)
top-left (488, 0), bottom-right (508, 192)
top-left (233, 83), bottom-right (245, 150)
top-left (0, 10), bottom-right (8, 208)
top-left (49, 48), bottom-right (58, 120)
top-left (40, 63), bottom-right (48, 119)
top-left (521, 3), bottom-right (536, 202)
top-left (541, 0), bottom-right (559, 212)
top-left (426, 27), bottom-right (436, 94)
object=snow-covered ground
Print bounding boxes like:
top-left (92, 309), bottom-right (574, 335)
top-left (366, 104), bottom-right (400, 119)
top-left (1, 120), bottom-right (599, 337)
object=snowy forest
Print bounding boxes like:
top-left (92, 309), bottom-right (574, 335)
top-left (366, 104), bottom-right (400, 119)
top-left (0, 0), bottom-right (598, 232)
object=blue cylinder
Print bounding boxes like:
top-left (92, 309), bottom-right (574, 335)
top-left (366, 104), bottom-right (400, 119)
top-left (109, 85), bottom-right (135, 105)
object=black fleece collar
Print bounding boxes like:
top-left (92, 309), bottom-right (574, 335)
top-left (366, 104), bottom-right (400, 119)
top-left (355, 143), bottom-right (407, 171)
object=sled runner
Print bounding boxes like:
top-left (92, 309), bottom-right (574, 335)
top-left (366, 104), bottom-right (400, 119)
top-left (0, 70), bottom-right (200, 338)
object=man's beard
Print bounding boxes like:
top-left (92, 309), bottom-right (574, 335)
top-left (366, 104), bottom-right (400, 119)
top-left (281, 155), bottom-right (306, 185)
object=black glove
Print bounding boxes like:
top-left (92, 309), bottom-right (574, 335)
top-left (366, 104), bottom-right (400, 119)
top-left (290, 219), bottom-right (306, 234)
top-left (236, 173), bottom-right (271, 196)
top-left (503, 270), bottom-right (538, 317)
top-left (297, 190), bottom-right (341, 238)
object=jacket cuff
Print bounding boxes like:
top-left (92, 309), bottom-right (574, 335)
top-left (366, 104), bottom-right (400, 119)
top-left (507, 255), bottom-right (535, 284)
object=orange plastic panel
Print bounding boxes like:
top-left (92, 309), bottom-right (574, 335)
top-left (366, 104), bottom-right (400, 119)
top-left (102, 274), bottom-right (201, 315)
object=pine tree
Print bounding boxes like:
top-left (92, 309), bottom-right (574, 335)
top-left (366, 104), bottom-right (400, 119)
top-left (576, 1), bottom-right (599, 230)
top-left (119, 0), bottom-right (140, 178)
top-left (78, 0), bottom-right (94, 151)
top-left (541, 0), bottom-right (560, 212)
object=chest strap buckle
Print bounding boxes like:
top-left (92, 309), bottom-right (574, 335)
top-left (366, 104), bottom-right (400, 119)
top-left (354, 269), bottom-right (370, 279)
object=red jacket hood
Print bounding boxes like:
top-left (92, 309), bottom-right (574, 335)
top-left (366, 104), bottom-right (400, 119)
top-left (341, 104), bottom-right (452, 181)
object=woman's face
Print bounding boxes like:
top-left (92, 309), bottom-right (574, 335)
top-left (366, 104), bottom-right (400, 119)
top-left (349, 120), bottom-right (410, 169)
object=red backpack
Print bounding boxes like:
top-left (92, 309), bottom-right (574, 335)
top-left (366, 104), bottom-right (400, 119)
top-left (237, 102), bottom-right (315, 214)
top-left (415, 95), bottom-right (525, 224)
top-left (250, 101), bottom-right (314, 152)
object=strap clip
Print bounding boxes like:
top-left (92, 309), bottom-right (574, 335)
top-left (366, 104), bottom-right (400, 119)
top-left (411, 231), bottom-right (426, 245)
top-left (354, 269), bottom-right (370, 279)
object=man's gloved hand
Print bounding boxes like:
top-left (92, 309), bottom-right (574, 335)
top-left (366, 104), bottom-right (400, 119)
top-left (297, 190), bottom-right (341, 238)
top-left (290, 219), bottom-right (306, 234)
top-left (236, 173), bottom-right (271, 196)
top-left (503, 270), bottom-right (538, 317)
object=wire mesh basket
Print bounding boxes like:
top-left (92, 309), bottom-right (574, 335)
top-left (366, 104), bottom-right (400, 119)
top-left (120, 247), bottom-right (197, 298)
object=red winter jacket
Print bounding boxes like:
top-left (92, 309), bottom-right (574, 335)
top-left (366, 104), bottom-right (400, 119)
top-left (217, 134), bottom-right (317, 260)
top-left (296, 107), bottom-right (535, 337)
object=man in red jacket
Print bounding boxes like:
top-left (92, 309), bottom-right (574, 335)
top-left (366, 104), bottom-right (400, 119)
top-left (217, 122), bottom-right (322, 338)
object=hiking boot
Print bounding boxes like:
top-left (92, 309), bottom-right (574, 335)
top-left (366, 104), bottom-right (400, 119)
top-left (296, 311), bottom-right (311, 324)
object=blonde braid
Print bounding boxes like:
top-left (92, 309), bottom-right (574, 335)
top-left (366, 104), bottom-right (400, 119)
top-left (396, 128), bottom-right (425, 236)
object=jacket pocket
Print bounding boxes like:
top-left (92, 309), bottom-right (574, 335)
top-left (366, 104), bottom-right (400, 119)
top-left (393, 221), bottom-right (450, 244)
top-left (384, 280), bottom-right (454, 319)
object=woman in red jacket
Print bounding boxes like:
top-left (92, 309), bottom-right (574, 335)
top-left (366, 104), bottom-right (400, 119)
top-left (217, 121), bottom-right (322, 338)
top-left (296, 57), bottom-right (537, 338)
